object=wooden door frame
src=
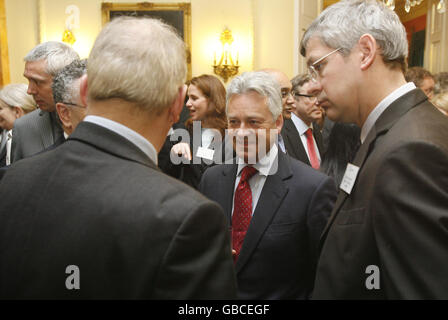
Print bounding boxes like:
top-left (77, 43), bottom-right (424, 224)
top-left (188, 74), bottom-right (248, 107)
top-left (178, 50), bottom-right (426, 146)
top-left (0, 0), bottom-right (10, 86)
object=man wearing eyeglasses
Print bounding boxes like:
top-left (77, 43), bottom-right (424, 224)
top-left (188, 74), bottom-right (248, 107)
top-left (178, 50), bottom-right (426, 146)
top-left (281, 74), bottom-right (323, 169)
top-left (301, 0), bottom-right (448, 299)
top-left (52, 59), bottom-right (88, 142)
top-left (260, 69), bottom-right (295, 154)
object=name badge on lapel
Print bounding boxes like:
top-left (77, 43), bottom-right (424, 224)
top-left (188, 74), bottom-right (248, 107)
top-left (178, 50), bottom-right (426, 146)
top-left (340, 163), bottom-right (360, 195)
top-left (196, 146), bottom-right (215, 161)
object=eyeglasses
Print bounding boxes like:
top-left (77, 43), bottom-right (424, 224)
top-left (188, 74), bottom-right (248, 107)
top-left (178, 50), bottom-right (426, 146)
top-left (292, 92), bottom-right (315, 99)
top-left (308, 47), bottom-right (342, 82)
top-left (61, 101), bottom-right (86, 108)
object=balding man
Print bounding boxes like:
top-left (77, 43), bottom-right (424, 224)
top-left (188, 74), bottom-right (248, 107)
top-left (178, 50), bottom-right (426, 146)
top-left (0, 17), bottom-right (236, 299)
top-left (11, 41), bottom-right (79, 162)
top-left (260, 69), bottom-right (294, 154)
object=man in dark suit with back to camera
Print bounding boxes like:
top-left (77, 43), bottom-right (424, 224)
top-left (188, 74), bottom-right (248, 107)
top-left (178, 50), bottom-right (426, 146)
top-left (11, 41), bottom-right (79, 163)
top-left (301, 0), bottom-right (448, 299)
top-left (0, 17), bottom-right (236, 299)
top-left (199, 71), bottom-right (337, 299)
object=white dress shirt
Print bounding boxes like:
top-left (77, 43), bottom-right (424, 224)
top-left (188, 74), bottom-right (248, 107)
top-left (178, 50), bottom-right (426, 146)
top-left (290, 113), bottom-right (321, 162)
top-left (361, 82), bottom-right (416, 143)
top-left (5, 130), bottom-right (12, 165)
top-left (231, 144), bottom-right (279, 216)
top-left (83, 115), bottom-right (158, 165)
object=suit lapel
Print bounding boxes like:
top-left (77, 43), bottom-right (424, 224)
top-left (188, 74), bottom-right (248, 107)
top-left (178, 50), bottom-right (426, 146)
top-left (35, 111), bottom-right (55, 149)
top-left (313, 125), bottom-right (324, 156)
top-left (220, 164), bottom-right (238, 224)
top-left (282, 119), bottom-right (311, 165)
top-left (235, 152), bottom-right (291, 274)
top-left (318, 89), bottom-right (428, 248)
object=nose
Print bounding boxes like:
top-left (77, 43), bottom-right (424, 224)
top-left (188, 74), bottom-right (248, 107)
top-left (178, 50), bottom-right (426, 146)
top-left (27, 82), bottom-right (36, 95)
top-left (286, 93), bottom-right (295, 105)
top-left (186, 98), bottom-right (193, 109)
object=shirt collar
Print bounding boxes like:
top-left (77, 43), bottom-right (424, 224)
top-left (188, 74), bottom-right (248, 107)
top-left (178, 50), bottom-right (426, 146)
top-left (83, 115), bottom-right (158, 165)
top-left (236, 143), bottom-right (279, 177)
top-left (361, 82), bottom-right (416, 143)
top-left (291, 113), bottom-right (312, 135)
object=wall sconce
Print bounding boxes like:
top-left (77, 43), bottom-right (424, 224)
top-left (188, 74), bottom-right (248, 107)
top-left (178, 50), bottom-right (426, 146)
top-left (213, 28), bottom-right (239, 83)
top-left (62, 29), bottom-right (76, 46)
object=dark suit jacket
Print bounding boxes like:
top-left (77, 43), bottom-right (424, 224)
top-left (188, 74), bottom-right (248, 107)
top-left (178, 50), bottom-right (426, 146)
top-left (281, 118), bottom-right (324, 166)
top-left (11, 109), bottom-right (63, 163)
top-left (0, 129), bottom-right (6, 167)
top-left (0, 121), bottom-right (236, 299)
top-left (313, 89), bottom-right (448, 299)
top-left (199, 151), bottom-right (337, 299)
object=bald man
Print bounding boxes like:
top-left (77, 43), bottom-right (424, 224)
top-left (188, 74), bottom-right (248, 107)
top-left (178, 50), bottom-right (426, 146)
top-left (259, 69), bottom-right (294, 154)
top-left (260, 69), bottom-right (295, 120)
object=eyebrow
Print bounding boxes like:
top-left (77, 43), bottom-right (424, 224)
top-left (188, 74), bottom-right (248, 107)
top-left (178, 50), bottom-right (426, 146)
top-left (23, 72), bottom-right (47, 81)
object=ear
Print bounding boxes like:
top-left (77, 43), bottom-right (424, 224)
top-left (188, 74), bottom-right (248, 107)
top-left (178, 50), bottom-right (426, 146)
top-left (79, 74), bottom-right (88, 107)
top-left (56, 103), bottom-right (72, 129)
top-left (358, 34), bottom-right (377, 71)
top-left (168, 84), bottom-right (187, 124)
top-left (275, 113), bottom-right (284, 132)
top-left (13, 106), bottom-right (25, 118)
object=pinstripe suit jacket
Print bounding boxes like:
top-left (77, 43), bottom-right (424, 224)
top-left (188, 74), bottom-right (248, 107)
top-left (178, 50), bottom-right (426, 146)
top-left (11, 109), bottom-right (63, 163)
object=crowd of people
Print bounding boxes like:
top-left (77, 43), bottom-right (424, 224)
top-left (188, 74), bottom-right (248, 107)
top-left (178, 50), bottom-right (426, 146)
top-left (0, 0), bottom-right (447, 299)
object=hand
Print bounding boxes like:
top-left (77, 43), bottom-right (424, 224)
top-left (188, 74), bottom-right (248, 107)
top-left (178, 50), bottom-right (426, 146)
top-left (171, 142), bottom-right (192, 161)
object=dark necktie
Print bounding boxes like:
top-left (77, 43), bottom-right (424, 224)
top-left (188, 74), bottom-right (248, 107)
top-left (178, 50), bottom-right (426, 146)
top-left (232, 166), bottom-right (258, 262)
top-left (305, 128), bottom-right (320, 169)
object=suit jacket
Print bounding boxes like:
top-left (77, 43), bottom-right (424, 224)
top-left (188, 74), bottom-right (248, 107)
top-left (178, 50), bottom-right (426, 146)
top-left (10, 109), bottom-right (63, 163)
top-left (313, 89), bottom-right (448, 299)
top-left (281, 118), bottom-right (324, 166)
top-left (0, 129), bottom-right (7, 167)
top-left (199, 151), bottom-right (337, 299)
top-left (0, 121), bottom-right (237, 299)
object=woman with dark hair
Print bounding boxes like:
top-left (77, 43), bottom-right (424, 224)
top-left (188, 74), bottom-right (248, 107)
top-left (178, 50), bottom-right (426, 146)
top-left (168, 74), bottom-right (229, 188)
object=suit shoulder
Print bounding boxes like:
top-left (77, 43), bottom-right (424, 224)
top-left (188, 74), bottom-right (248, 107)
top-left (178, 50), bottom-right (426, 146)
top-left (384, 103), bottom-right (448, 152)
top-left (286, 154), bottom-right (332, 184)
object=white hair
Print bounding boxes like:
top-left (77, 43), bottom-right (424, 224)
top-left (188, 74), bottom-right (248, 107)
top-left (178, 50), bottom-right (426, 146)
top-left (24, 41), bottom-right (80, 77)
top-left (87, 17), bottom-right (187, 113)
top-left (0, 84), bottom-right (37, 114)
top-left (300, 0), bottom-right (408, 72)
top-left (226, 71), bottom-right (282, 120)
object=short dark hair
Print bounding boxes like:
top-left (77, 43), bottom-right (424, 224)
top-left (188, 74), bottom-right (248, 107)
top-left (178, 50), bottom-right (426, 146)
top-left (405, 67), bottom-right (434, 88)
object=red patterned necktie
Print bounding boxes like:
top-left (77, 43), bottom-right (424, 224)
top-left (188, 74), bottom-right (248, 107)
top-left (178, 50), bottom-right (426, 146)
top-left (305, 128), bottom-right (320, 169)
top-left (232, 166), bottom-right (258, 262)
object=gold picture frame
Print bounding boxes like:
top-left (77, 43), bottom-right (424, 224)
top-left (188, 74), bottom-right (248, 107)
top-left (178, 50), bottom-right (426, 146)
top-left (101, 2), bottom-right (192, 80)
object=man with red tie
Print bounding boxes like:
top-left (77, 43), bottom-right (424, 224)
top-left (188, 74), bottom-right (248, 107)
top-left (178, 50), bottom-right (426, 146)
top-left (282, 74), bottom-right (324, 169)
top-left (199, 71), bottom-right (337, 299)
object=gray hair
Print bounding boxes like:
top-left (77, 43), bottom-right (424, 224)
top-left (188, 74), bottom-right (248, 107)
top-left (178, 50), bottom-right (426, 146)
top-left (0, 83), bottom-right (37, 114)
top-left (52, 59), bottom-right (87, 105)
top-left (291, 74), bottom-right (312, 93)
top-left (87, 17), bottom-right (187, 113)
top-left (24, 41), bottom-right (80, 77)
top-left (300, 0), bottom-right (408, 72)
top-left (226, 71), bottom-right (282, 120)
